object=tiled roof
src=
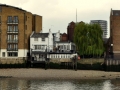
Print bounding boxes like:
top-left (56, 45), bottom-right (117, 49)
top-left (31, 33), bottom-right (49, 38)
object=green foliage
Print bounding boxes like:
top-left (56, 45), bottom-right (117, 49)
top-left (74, 22), bottom-right (104, 57)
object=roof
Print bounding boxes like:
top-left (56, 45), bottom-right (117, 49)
top-left (31, 33), bottom-right (49, 38)
top-left (0, 4), bottom-right (26, 12)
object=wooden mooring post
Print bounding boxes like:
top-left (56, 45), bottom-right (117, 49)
top-left (72, 55), bottom-right (77, 71)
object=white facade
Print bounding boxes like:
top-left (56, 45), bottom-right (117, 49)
top-left (30, 30), bottom-right (77, 62)
top-left (55, 42), bottom-right (76, 52)
top-left (54, 30), bottom-right (60, 42)
top-left (0, 49), bottom-right (28, 58)
top-left (30, 30), bottom-right (53, 54)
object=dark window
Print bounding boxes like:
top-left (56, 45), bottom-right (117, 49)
top-left (13, 16), bottom-right (18, 23)
top-left (34, 45), bottom-right (37, 49)
top-left (7, 16), bottom-right (12, 23)
top-left (7, 44), bottom-right (12, 50)
top-left (42, 38), bottom-right (45, 41)
top-left (8, 52), bottom-right (18, 57)
top-left (2, 52), bottom-right (5, 57)
top-left (13, 44), bottom-right (18, 50)
top-left (0, 16), bottom-right (1, 23)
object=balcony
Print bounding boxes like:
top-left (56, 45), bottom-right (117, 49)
top-left (7, 21), bottom-right (19, 24)
top-left (7, 40), bottom-right (18, 43)
top-left (7, 48), bottom-right (18, 51)
top-left (7, 30), bottom-right (19, 33)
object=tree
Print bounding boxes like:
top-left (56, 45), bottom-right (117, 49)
top-left (74, 22), bottom-right (104, 58)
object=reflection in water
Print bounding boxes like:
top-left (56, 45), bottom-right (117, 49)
top-left (0, 79), bottom-right (120, 90)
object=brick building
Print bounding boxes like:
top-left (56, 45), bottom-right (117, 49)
top-left (67, 21), bottom-right (75, 42)
top-left (60, 33), bottom-right (68, 41)
top-left (0, 4), bottom-right (42, 61)
top-left (110, 9), bottom-right (120, 59)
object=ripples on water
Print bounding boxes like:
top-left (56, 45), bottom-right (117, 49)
top-left (0, 79), bottom-right (120, 90)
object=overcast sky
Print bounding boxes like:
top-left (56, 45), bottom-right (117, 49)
top-left (1, 0), bottom-right (120, 37)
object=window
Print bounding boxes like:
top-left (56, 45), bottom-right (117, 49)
top-left (0, 16), bottom-right (1, 23)
top-left (67, 45), bottom-right (70, 50)
top-left (34, 45), bottom-right (42, 50)
top-left (13, 35), bottom-right (18, 40)
top-left (8, 44), bottom-right (12, 50)
top-left (13, 16), bottom-right (18, 23)
top-left (7, 35), bottom-right (12, 40)
top-left (8, 26), bottom-right (13, 31)
top-left (8, 52), bottom-right (18, 57)
top-left (64, 45), bottom-right (66, 50)
top-left (14, 26), bottom-right (18, 31)
top-left (2, 52), bottom-right (5, 57)
top-left (7, 16), bottom-right (12, 23)
top-left (60, 45), bottom-right (63, 49)
top-left (42, 38), bottom-right (45, 41)
top-left (14, 44), bottom-right (18, 50)
top-left (34, 38), bottom-right (38, 41)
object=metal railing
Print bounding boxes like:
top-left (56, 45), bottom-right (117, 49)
top-left (7, 48), bottom-right (18, 51)
top-left (7, 30), bottom-right (19, 33)
top-left (7, 40), bottom-right (18, 43)
top-left (7, 21), bottom-right (19, 24)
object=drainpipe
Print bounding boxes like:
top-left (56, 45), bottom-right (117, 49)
top-left (24, 12), bottom-right (25, 60)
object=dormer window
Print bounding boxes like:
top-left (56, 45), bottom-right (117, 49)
top-left (34, 38), bottom-right (38, 41)
top-left (42, 38), bottom-right (45, 41)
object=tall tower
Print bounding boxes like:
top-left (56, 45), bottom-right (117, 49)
top-left (90, 20), bottom-right (107, 39)
top-left (110, 9), bottom-right (120, 59)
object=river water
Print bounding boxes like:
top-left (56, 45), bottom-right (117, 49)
top-left (0, 79), bottom-right (120, 90)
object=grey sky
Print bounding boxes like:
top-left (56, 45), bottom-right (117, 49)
top-left (1, 0), bottom-right (120, 37)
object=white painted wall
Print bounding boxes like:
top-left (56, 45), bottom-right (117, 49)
top-left (0, 49), bottom-right (28, 58)
top-left (0, 49), bottom-right (7, 57)
top-left (48, 30), bottom-right (53, 51)
top-left (56, 42), bottom-right (76, 51)
top-left (30, 30), bottom-right (54, 54)
top-left (54, 30), bottom-right (60, 42)
top-left (18, 49), bottom-right (29, 57)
